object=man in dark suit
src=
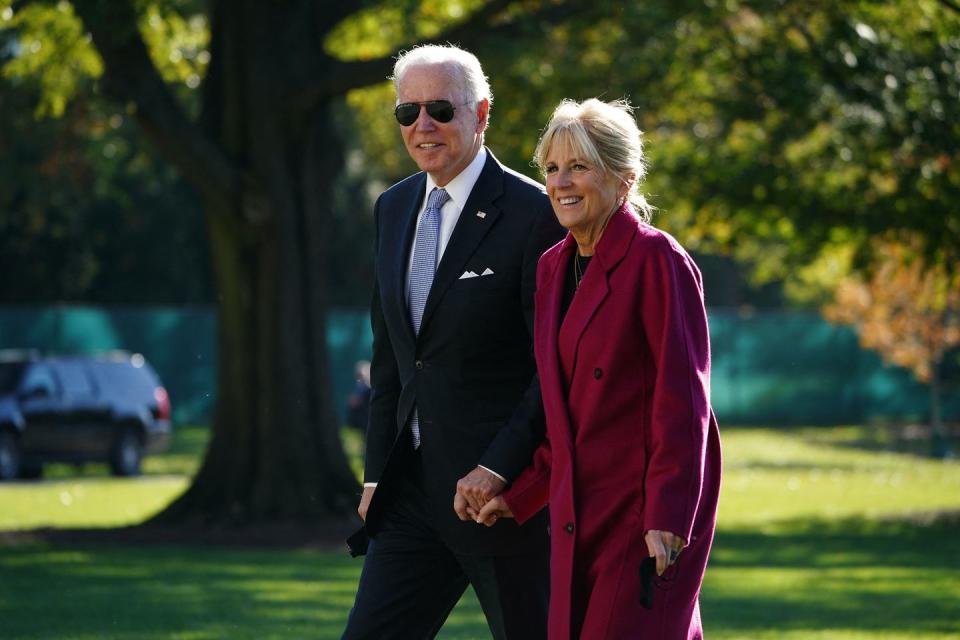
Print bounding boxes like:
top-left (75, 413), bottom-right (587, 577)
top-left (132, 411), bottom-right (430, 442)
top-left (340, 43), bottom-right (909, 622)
top-left (341, 44), bottom-right (564, 639)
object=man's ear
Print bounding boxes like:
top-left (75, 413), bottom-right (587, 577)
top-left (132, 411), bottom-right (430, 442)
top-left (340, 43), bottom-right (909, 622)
top-left (476, 99), bottom-right (490, 133)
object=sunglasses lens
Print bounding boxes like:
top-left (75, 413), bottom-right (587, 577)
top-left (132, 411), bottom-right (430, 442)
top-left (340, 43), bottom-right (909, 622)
top-left (425, 101), bottom-right (455, 123)
top-left (395, 103), bottom-right (421, 126)
top-left (395, 101), bottom-right (458, 126)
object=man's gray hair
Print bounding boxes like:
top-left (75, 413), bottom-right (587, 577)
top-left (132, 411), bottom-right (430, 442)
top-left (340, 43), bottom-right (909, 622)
top-left (391, 44), bottom-right (493, 107)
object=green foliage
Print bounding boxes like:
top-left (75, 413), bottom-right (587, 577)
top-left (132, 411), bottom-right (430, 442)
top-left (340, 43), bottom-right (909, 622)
top-left (1, 1), bottom-right (101, 118)
top-left (3, 0), bottom-right (959, 308)
top-left (0, 76), bottom-right (212, 303)
top-left (0, 2), bottom-right (212, 304)
top-left (138, 3), bottom-right (209, 99)
top-left (1, 1), bottom-right (208, 115)
top-left (641, 0), bottom-right (960, 298)
top-left (342, 0), bottom-right (960, 305)
top-left (326, 0), bottom-right (487, 60)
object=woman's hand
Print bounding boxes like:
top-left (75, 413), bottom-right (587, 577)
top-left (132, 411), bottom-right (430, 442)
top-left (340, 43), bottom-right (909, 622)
top-left (644, 529), bottom-right (686, 576)
top-left (475, 496), bottom-right (514, 526)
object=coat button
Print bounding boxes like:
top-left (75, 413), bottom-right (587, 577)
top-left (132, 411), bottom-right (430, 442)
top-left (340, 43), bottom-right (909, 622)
top-left (565, 523), bottom-right (574, 534)
top-left (415, 360), bottom-right (424, 370)
top-left (593, 368), bottom-right (603, 379)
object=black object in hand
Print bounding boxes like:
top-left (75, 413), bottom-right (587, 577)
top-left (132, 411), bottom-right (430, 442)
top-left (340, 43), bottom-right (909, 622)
top-left (639, 556), bottom-right (656, 609)
top-left (346, 527), bottom-right (369, 557)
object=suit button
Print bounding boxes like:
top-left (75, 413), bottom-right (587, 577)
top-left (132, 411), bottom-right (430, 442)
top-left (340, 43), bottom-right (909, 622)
top-left (593, 368), bottom-right (603, 379)
top-left (415, 360), bottom-right (424, 370)
top-left (565, 523), bottom-right (574, 534)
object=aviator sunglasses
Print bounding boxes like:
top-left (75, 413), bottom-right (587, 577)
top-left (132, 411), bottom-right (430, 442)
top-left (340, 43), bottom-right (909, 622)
top-left (394, 100), bottom-right (464, 126)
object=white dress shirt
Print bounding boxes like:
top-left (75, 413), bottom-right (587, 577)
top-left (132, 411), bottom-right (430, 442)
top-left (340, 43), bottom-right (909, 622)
top-left (404, 147), bottom-right (487, 302)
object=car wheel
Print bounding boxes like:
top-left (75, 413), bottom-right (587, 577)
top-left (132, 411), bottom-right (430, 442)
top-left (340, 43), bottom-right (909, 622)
top-left (19, 460), bottom-right (43, 479)
top-left (0, 430), bottom-right (21, 481)
top-left (110, 428), bottom-right (143, 477)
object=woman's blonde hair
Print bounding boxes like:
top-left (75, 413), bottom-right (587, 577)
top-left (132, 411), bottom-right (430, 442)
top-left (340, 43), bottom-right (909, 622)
top-left (534, 98), bottom-right (653, 221)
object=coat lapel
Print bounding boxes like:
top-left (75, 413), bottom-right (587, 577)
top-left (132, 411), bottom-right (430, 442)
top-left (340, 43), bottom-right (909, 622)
top-left (538, 234), bottom-right (577, 453)
top-left (419, 152), bottom-right (504, 333)
top-left (557, 204), bottom-right (637, 381)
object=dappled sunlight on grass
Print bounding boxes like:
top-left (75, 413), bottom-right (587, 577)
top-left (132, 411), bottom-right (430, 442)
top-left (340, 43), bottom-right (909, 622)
top-left (0, 476), bottom-right (188, 530)
top-left (0, 543), bottom-right (483, 639)
top-left (1, 426), bottom-right (958, 638)
top-left (719, 427), bottom-right (960, 527)
top-left (0, 426), bottom-right (210, 530)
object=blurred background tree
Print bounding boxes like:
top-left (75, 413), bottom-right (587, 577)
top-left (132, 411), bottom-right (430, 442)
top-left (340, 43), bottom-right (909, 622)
top-left (1, 0), bottom-right (957, 524)
top-left (825, 233), bottom-right (959, 456)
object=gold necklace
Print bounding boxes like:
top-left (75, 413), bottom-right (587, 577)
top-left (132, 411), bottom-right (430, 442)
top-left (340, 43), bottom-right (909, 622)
top-left (572, 200), bottom-right (619, 291)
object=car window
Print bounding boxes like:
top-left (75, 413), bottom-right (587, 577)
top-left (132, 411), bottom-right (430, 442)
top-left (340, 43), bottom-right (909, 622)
top-left (0, 362), bottom-right (26, 393)
top-left (20, 364), bottom-right (58, 398)
top-left (56, 361), bottom-right (94, 397)
top-left (93, 361), bottom-right (156, 398)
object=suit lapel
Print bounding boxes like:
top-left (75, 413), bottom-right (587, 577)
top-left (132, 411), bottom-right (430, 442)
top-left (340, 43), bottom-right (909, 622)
top-left (388, 176), bottom-right (426, 344)
top-left (419, 152), bottom-right (504, 334)
top-left (558, 205), bottom-right (636, 381)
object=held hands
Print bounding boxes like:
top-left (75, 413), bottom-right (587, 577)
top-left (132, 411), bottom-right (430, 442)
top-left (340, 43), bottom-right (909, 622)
top-left (475, 495), bottom-right (513, 526)
top-left (644, 529), bottom-right (686, 576)
top-left (453, 466), bottom-right (508, 523)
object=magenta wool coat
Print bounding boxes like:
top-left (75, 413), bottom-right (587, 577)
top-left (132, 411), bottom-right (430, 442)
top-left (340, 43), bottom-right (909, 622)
top-left (502, 205), bottom-right (722, 639)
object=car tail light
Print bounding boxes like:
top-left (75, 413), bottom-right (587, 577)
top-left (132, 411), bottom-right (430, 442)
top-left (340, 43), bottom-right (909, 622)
top-left (154, 387), bottom-right (171, 421)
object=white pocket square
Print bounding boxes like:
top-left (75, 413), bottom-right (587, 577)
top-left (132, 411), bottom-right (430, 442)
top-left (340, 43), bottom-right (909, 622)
top-left (481, 267), bottom-right (495, 276)
top-left (459, 270), bottom-right (480, 279)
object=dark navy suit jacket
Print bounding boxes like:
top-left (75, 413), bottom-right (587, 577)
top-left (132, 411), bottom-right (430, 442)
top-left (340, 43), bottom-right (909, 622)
top-left (363, 149), bottom-right (564, 555)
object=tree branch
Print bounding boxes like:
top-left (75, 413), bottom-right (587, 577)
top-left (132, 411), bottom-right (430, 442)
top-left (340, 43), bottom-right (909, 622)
top-left (300, 0), bottom-right (590, 101)
top-left (937, 0), bottom-right (960, 15)
top-left (321, 0), bottom-right (391, 36)
top-left (68, 0), bottom-right (241, 214)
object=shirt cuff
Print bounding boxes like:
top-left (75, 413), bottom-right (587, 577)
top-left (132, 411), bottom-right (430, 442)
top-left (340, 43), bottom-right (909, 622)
top-left (363, 482), bottom-right (378, 488)
top-left (478, 465), bottom-right (507, 483)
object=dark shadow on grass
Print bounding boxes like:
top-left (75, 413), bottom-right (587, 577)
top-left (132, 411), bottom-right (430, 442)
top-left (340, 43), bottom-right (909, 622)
top-left (0, 518), bottom-right (360, 551)
top-left (701, 512), bottom-right (960, 636)
top-left (0, 534), bottom-right (487, 639)
top-left (803, 423), bottom-right (959, 460)
top-left (0, 543), bottom-right (364, 639)
top-left (711, 511), bottom-right (960, 569)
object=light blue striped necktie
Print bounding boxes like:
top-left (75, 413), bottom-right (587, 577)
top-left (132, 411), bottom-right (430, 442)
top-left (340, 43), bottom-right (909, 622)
top-left (408, 187), bottom-right (449, 448)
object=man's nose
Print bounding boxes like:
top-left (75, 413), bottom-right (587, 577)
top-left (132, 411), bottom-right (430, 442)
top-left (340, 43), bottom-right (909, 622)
top-left (415, 107), bottom-right (437, 130)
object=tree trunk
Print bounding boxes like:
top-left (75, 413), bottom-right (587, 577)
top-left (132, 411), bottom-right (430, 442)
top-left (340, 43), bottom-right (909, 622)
top-left (67, 0), bottom-right (583, 526)
top-left (151, 1), bottom-right (358, 524)
top-left (927, 357), bottom-right (953, 459)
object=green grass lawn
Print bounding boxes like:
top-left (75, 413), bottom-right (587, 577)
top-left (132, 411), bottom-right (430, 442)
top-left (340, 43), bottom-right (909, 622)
top-left (0, 425), bottom-right (958, 639)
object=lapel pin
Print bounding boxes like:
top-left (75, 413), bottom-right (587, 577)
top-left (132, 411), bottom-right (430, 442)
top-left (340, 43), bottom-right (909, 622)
top-left (476, 211), bottom-right (487, 219)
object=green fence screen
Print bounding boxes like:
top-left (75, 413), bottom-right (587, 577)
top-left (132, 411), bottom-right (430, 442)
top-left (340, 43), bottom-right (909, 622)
top-left (0, 305), bottom-right (954, 426)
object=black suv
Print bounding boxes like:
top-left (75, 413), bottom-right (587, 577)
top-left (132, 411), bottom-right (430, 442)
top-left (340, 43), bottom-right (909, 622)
top-left (0, 351), bottom-right (172, 480)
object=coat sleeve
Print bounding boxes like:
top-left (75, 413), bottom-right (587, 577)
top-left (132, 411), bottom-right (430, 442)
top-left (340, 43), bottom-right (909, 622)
top-left (639, 233), bottom-right (713, 542)
top-left (363, 195), bottom-right (401, 484)
top-left (501, 436), bottom-right (552, 524)
top-left (477, 198), bottom-right (564, 481)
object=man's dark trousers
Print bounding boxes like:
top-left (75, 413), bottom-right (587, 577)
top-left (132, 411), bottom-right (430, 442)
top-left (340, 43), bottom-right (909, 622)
top-left (342, 431), bottom-right (550, 639)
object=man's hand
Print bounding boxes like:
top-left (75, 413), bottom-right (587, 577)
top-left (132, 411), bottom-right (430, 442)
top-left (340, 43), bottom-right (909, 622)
top-left (453, 466), bottom-right (506, 521)
top-left (475, 496), bottom-right (514, 526)
top-left (644, 529), bottom-right (686, 576)
top-left (358, 486), bottom-right (376, 522)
